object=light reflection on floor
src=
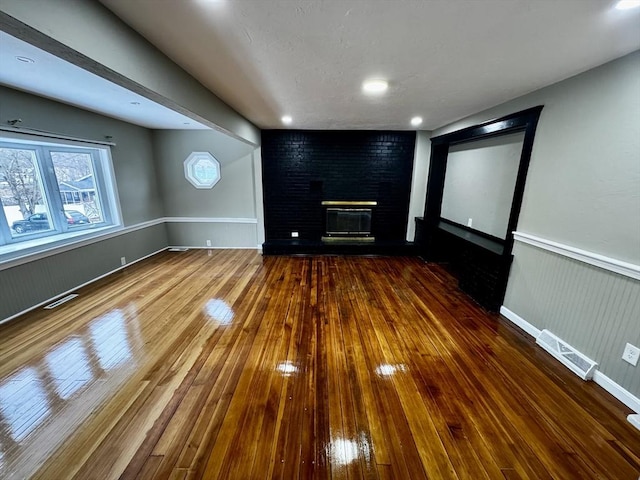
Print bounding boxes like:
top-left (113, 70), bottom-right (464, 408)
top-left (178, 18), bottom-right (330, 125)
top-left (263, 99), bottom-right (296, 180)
top-left (204, 299), bottom-right (235, 325)
top-left (0, 305), bottom-right (140, 479)
top-left (330, 437), bottom-right (360, 465)
top-left (276, 361), bottom-right (298, 376)
top-left (375, 363), bottom-right (407, 377)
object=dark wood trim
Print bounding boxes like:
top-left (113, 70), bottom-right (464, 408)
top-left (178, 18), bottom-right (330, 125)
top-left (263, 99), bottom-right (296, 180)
top-left (419, 106), bottom-right (544, 310)
top-left (430, 106), bottom-right (544, 146)
top-left (437, 219), bottom-right (505, 256)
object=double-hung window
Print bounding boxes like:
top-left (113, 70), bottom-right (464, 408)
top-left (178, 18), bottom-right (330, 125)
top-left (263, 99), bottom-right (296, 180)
top-left (0, 133), bottom-right (121, 259)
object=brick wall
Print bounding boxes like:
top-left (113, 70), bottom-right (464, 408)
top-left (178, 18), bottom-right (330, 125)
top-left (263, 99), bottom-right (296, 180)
top-left (261, 130), bottom-right (416, 241)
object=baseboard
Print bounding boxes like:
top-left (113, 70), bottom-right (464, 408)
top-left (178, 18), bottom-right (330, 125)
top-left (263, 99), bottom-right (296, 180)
top-left (499, 306), bottom-right (541, 338)
top-left (0, 247), bottom-right (168, 325)
top-left (500, 305), bottom-right (639, 414)
top-left (628, 414), bottom-right (640, 431)
top-left (592, 371), bottom-right (640, 414)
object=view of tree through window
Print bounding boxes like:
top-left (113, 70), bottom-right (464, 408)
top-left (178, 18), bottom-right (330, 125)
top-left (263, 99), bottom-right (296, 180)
top-left (0, 147), bottom-right (52, 237)
top-left (0, 137), bottom-right (119, 251)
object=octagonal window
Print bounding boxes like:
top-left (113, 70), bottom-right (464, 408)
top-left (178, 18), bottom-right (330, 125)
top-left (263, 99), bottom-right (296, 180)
top-left (184, 152), bottom-right (221, 189)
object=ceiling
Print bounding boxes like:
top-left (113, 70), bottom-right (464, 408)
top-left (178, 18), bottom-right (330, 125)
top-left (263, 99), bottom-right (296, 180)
top-left (0, 31), bottom-right (209, 130)
top-left (97, 0), bottom-right (640, 131)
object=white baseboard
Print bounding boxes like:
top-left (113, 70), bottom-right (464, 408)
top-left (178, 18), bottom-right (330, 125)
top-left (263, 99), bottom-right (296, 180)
top-left (500, 305), bottom-right (639, 414)
top-left (499, 306), bottom-right (541, 338)
top-left (628, 414), bottom-right (640, 431)
top-left (0, 247), bottom-right (168, 326)
top-left (592, 371), bottom-right (640, 414)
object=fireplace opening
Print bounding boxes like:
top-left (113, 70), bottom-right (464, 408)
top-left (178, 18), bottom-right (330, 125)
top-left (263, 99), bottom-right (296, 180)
top-left (321, 201), bottom-right (376, 242)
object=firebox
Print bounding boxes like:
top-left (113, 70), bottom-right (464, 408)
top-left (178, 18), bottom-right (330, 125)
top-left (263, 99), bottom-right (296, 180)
top-left (321, 201), bottom-right (377, 242)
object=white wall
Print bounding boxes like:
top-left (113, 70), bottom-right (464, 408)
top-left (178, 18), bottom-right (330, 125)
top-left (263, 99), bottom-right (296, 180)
top-left (406, 131), bottom-right (431, 241)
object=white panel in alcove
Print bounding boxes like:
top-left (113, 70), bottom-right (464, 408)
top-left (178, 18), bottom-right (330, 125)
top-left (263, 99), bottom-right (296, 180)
top-left (441, 131), bottom-right (525, 239)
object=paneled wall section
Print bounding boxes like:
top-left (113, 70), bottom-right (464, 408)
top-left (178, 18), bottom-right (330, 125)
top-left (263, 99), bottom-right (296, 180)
top-left (504, 241), bottom-right (640, 397)
top-left (0, 224), bottom-right (168, 321)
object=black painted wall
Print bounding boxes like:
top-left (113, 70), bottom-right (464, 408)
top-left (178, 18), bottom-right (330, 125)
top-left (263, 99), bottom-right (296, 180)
top-left (261, 130), bottom-right (416, 242)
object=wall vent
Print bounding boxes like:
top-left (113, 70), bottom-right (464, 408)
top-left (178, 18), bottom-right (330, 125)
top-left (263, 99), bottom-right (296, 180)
top-left (168, 248), bottom-right (189, 252)
top-left (536, 329), bottom-right (598, 380)
top-left (44, 294), bottom-right (78, 310)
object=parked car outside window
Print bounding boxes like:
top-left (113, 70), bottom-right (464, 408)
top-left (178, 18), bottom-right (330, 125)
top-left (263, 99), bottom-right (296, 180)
top-left (64, 210), bottom-right (90, 225)
top-left (11, 210), bottom-right (90, 234)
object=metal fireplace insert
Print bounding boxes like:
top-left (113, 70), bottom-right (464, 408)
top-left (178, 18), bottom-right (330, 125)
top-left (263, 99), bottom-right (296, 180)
top-left (321, 201), bottom-right (377, 242)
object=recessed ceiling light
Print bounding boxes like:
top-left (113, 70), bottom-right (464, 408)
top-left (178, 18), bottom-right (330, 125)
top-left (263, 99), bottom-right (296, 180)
top-left (362, 79), bottom-right (388, 95)
top-left (411, 116), bottom-right (423, 127)
top-left (15, 56), bottom-right (34, 63)
top-left (615, 0), bottom-right (640, 9)
top-left (281, 115), bottom-right (293, 125)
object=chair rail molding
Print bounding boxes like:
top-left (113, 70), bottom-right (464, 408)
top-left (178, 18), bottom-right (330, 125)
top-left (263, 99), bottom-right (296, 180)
top-left (513, 231), bottom-right (640, 281)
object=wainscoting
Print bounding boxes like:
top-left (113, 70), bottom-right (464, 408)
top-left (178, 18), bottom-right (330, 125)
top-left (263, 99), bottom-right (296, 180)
top-left (164, 217), bottom-right (259, 249)
top-left (0, 223), bottom-right (168, 323)
top-left (503, 234), bottom-right (640, 401)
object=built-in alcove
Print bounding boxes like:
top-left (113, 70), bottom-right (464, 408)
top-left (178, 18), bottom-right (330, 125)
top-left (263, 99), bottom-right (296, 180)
top-left (416, 106), bottom-right (543, 310)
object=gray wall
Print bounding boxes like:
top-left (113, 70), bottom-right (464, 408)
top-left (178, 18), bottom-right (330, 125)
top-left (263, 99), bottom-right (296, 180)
top-left (0, 87), bottom-right (168, 321)
top-left (432, 51), bottom-right (640, 397)
top-left (0, 86), bottom-right (162, 226)
top-left (0, 0), bottom-right (260, 145)
top-left (441, 132), bottom-right (524, 239)
top-left (152, 130), bottom-right (259, 248)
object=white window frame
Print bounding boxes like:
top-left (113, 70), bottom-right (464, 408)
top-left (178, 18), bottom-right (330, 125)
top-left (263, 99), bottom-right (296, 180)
top-left (0, 131), bottom-right (122, 263)
top-left (184, 151), bottom-right (221, 189)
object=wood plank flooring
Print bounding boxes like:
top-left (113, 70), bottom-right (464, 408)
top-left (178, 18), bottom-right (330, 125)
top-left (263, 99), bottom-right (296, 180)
top-left (0, 250), bottom-right (638, 479)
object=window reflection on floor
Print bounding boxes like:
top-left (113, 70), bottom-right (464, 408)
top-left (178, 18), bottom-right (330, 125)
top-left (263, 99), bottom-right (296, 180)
top-left (90, 309), bottom-right (132, 370)
top-left (0, 305), bottom-right (140, 479)
top-left (0, 368), bottom-right (51, 442)
top-left (45, 338), bottom-right (92, 400)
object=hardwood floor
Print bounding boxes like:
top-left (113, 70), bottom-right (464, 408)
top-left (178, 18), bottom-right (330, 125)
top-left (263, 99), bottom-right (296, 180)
top-left (0, 250), bottom-right (638, 479)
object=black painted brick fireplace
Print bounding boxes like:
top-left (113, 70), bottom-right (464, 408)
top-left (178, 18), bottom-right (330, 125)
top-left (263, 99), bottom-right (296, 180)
top-left (261, 130), bottom-right (416, 252)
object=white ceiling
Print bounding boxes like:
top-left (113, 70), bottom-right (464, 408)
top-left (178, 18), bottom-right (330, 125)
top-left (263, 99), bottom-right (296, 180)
top-left (0, 31), bottom-right (209, 130)
top-left (98, 0), bottom-right (640, 131)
